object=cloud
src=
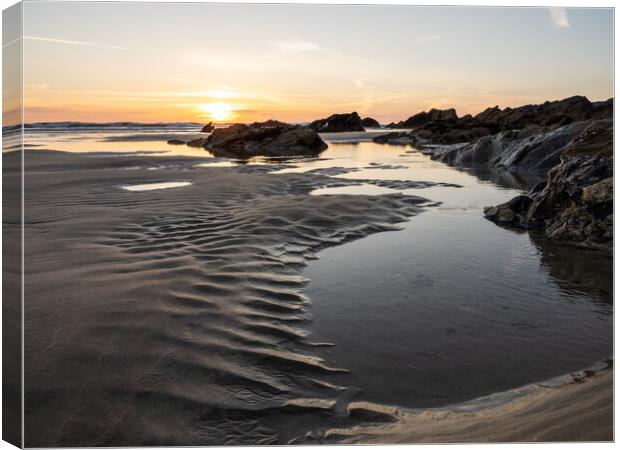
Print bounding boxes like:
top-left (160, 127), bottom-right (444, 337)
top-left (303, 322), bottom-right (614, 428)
top-left (274, 39), bottom-right (325, 53)
top-left (548, 7), bottom-right (570, 28)
top-left (417, 35), bottom-right (441, 44)
top-left (24, 35), bottom-right (128, 50)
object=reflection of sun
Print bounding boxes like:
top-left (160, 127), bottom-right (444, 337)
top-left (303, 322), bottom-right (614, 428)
top-left (199, 102), bottom-right (233, 121)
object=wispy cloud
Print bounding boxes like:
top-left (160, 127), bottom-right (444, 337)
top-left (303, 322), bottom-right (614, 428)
top-left (417, 35), bottom-right (442, 44)
top-left (548, 7), bottom-right (570, 28)
top-left (274, 39), bottom-right (325, 53)
top-left (24, 35), bottom-right (128, 50)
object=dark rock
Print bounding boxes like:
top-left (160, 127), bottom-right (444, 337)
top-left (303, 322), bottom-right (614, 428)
top-left (202, 122), bottom-right (327, 158)
top-left (591, 98), bottom-right (613, 120)
top-left (200, 122), bottom-right (215, 133)
top-left (424, 120), bottom-right (589, 178)
top-left (484, 120), bottom-right (613, 252)
top-left (249, 119), bottom-right (293, 129)
top-left (361, 117), bottom-right (380, 128)
top-left (385, 96), bottom-right (612, 147)
top-left (387, 108), bottom-right (458, 129)
top-left (308, 112), bottom-right (365, 132)
top-left (484, 195), bottom-right (533, 228)
top-left (473, 96), bottom-right (595, 133)
top-left (187, 137), bottom-right (207, 147)
top-left (372, 132), bottom-right (412, 145)
top-left (166, 139), bottom-right (187, 145)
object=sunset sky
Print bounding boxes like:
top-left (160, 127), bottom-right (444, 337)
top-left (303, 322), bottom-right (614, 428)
top-left (15, 3), bottom-right (614, 124)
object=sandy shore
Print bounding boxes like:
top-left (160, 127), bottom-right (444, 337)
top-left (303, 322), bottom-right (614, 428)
top-left (327, 368), bottom-right (613, 443)
top-left (14, 150), bottom-right (434, 446)
top-left (10, 149), bottom-right (612, 446)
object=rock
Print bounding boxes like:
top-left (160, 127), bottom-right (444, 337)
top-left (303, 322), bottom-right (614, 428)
top-left (591, 98), bottom-right (613, 120)
top-left (202, 122), bottom-right (327, 158)
top-left (308, 112), bottom-right (365, 132)
top-left (385, 96), bottom-right (612, 146)
top-left (473, 96), bottom-right (596, 133)
top-left (372, 132), bottom-right (412, 145)
top-left (361, 117), bottom-right (380, 128)
top-left (387, 108), bottom-right (458, 129)
top-left (581, 177), bottom-right (613, 204)
top-left (484, 119), bottom-right (613, 252)
top-left (249, 119), bottom-right (293, 129)
top-left (187, 137), bottom-right (207, 147)
top-left (200, 122), bottom-right (214, 133)
top-left (166, 139), bottom-right (187, 145)
top-left (484, 195), bottom-right (533, 228)
top-left (423, 120), bottom-right (589, 178)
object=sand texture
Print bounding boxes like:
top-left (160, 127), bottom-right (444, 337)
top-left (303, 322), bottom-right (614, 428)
top-left (10, 149), bottom-right (612, 446)
top-left (327, 369), bottom-right (613, 443)
top-left (15, 150), bottom-right (438, 446)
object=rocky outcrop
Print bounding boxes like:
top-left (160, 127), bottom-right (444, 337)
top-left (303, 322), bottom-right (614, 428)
top-left (387, 108), bottom-right (458, 129)
top-left (423, 121), bottom-right (589, 179)
top-left (484, 120), bottom-right (613, 253)
top-left (374, 96), bottom-right (613, 252)
top-left (198, 121), bottom-right (328, 158)
top-left (361, 117), bottom-right (381, 128)
top-left (372, 132), bottom-right (412, 145)
top-left (309, 112), bottom-right (365, 132)
top-left (473, 96), bottom-right (594, 133)
top-left (386, 96), bottom-right (613, 146)
top-left (200, 122), bottom-right (214, 133)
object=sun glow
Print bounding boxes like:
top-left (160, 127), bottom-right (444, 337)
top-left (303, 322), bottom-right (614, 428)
top-left (199, 102), bottom-right (234, 122)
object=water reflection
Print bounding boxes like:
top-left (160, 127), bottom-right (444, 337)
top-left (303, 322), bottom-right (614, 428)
top-left (529, 233), bottom-right (613, 305)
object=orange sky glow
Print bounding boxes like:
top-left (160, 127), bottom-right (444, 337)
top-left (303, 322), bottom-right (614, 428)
top-left (10, 3), bottom-right (613, 126)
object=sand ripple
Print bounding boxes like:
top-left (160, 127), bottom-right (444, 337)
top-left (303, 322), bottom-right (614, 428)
top-left (18, 151), bottom-right (444, 446)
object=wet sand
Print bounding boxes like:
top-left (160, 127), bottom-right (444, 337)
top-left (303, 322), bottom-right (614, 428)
top-left (14, 150), bottom-right (436, 446)
top-left (328, 368), bottom-right (613, 443)
top-left (11, 147), bottom-right (612, 446)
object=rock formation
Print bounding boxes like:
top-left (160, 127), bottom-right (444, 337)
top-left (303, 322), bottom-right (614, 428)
top-left (200, 122), bottom-right (215, 133)
top-left (484, 119), bottom-right (613, 253)
top-left (372, 132), bottom-right (412, 145)
top-left (361, 117), bottom-right (381, 128)
top-left (423, 121), bottom-right (590, 178)
top-left (384, 96), bottom-right (613, 146)
top-left (308, 112), bottom-right (365, 132)
top-left (377, 96), bottom-right (613, 252)
top-left (198, 121), bottom-right (328, 158)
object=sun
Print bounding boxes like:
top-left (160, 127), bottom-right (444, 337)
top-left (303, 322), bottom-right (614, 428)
top-left (199, 102), bottom-right (233, 122)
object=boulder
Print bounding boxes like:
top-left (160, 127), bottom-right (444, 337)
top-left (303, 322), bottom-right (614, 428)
top-left (200, 122), bottom-right (215, 133)
top-left (202, 122), bottom-right (327, 158)
top-left (308, 112), bottom-right (365, 132)
top-left (484, 195), bottom-right (533, 228)
top-left (361, 117), bottom-right (381, 128)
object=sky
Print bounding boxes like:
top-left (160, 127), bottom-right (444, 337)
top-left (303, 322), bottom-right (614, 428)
top-left (13, 2), bottom-right (615, 124)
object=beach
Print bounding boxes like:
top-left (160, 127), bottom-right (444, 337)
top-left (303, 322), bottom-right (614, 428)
top-left (330, 368), bottom-right (613, 443)
top-left (9, 127), bottom-right (612, 446)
